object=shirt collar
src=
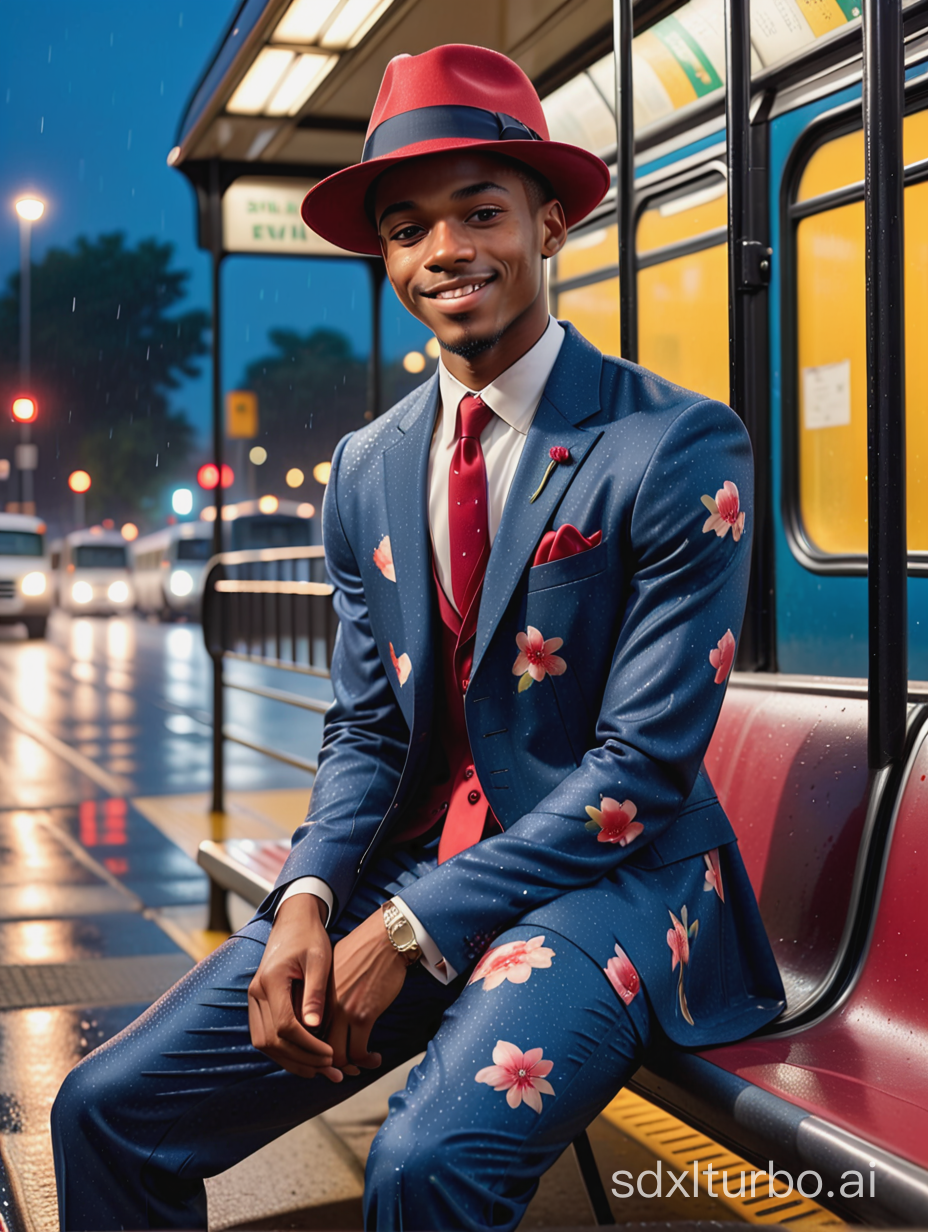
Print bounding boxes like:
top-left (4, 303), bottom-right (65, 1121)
top-left (435, 315), bottom-right (565, 448)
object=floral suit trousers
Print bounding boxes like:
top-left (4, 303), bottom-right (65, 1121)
top-left (52, 835), bottom-right (653, 1232)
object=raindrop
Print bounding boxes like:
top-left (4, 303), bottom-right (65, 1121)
top-left (48, 45), bottom-right (52, 63)
top-left (72, 297), bottom-right (76, 312)
top-left (160, 81), bottom-right (164, 96)
top-left (127, 130), bottom-right (132, 150)
top-left (116, 304), bottom-right (121, 320)
top-left (155, 454), bottom-right (159, 467)
top-left (40, 116), bottom-right (44, 133)
top-left (179, 11), bottom-right (184, 27)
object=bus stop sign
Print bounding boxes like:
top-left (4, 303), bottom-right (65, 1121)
top-left (226, 390), bottom-right (258, 439)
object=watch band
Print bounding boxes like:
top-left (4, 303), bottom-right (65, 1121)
top-left (382, 902), bottom-right (422, 965)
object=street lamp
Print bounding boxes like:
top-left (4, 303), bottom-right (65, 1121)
top-left (14, 195), bottom-right (45, 515)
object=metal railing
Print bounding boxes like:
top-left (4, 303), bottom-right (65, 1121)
top-left (202, 544), bottom-right (338, 812)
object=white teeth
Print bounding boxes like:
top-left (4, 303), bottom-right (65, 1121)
top-left (435, 280), bottom-right (487, 300)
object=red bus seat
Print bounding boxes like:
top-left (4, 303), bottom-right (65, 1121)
top-left (704, 684), bottom-right (876, 1017)
top-left (633, 687), bottom-right (928, 1224)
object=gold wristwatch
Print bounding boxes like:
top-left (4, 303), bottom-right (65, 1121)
top-left (382, 902), bottom-right (422, 965)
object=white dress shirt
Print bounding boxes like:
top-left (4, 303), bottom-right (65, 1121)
top-left (278, 316), bottom-right (565, 981)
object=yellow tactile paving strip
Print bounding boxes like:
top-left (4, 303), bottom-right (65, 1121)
top-left (603, 1088), bottom-right (844, 1225)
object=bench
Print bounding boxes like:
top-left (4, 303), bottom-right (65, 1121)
top-left (198, 678), bottom-right (928, 1224)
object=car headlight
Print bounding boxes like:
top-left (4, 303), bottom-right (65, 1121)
top-left (108, 581), bottom-right (129, 603)
top-left (169, 569), bottom-right (194, 597)
top-left (21, 571), bottom-right (47, 597)
top-left (72, 581), bottom-right (93, 604)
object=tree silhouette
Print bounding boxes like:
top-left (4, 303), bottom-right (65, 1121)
top-left (237, 326), bottom-right (369, 494)
top-left (0, 232), bottom-right (208, 522)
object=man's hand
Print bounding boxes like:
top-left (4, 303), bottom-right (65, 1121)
top-left (324, 907), bottom-right (410, 1076)
top-left (248, 894), bottom-right (343, 1081)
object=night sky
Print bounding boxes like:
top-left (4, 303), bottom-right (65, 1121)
top-left (1, 1), bottom-right (431, 444)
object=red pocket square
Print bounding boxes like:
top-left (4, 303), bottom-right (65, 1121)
top-left (533, 524), bottom-right (603, 568)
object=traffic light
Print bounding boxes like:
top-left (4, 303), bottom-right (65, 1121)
top-left (197, 463), bottom-right (234, 490)
top-left (11, 395), bottom-right (37, 424)
top-left (68, 470), bottom-right (91, 493)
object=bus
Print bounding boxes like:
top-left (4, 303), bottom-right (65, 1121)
top-left (0, 511), bottom-right (52, 638)
top-left (206, 497), bottom-right (316, 552)
top-left (57, 528), bottom-right (134, 616)
top-left (131, 522), bottom-right (214, 619)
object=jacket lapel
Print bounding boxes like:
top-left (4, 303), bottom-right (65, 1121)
top-left (471, 326), bottom-right (605, 678)
top-left (381, 377), bottom-right (439, 734)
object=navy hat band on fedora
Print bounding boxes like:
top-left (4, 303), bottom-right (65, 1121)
top-left (362, 105), bottom-right (543, 163)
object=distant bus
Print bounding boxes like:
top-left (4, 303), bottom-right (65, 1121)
top-left (220, 497), bottom-right (316, 553)
top-left (0, 512), bottom-right (53, 638)
top-left (57, 529), bottom-right (134, 615)
top-left (131, 522), bottom-right (213, 619)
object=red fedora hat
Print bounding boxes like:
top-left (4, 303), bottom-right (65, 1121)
top-left (301, 44), bottom-right (610, 256)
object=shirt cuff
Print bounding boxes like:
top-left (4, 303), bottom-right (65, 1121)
top-left (391, 895), bottom-right (458, 984)
top-left (275, 877), bottom-right (333, 927)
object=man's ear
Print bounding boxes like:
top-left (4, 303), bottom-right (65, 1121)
top-left (540, 199), bottom-right (568, 261)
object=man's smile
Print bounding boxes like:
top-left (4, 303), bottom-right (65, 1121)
top-left (419, 273), bottom-right (497, 304)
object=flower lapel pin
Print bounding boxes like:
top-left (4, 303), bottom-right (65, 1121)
top-left (529, 446), bottom-right (571, 504)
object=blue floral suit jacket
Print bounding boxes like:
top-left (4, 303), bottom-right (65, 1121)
top-left (243, 322), bottom-right (786, 1048)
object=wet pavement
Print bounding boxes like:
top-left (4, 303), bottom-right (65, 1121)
top-left (0, 610), bottom-right (329, 807)
top-left (0, 611), bottom-right (328, 1232)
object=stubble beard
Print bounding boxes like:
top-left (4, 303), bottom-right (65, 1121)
top-left (437, 327), bottom-right (506, 362)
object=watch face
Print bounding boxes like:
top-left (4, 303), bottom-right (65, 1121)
top-left (392, 918), bottom-right (416, 949)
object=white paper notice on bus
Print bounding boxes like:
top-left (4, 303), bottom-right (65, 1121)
top-left (802, 359), bottom-right (852, 430)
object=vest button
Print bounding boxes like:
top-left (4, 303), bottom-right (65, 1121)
top-left (464, 767), bottom-right (475, 780)
top-left (462, 678), bottom-right (469, 693)
top-left (468, 790), bottom-right (481, 805)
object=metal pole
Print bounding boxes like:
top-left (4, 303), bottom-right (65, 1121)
top-left (863, 0), bottom-right (907, 768)
top-left (210, 159), bottom-right (226, 815)
top-left (369, 262), bottom-right (386, 419)
top-left (613, 0), bottom-right (637, 362)
top-left (724, 0), bottom-right (751, 418)
top-left (18, 218), bottom-right (33, 513)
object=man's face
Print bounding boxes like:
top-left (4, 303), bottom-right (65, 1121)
top-left (373, 151), bottom-right (565, 361)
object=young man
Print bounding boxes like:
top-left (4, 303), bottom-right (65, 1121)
top-left (52, 44), bottom-right (784, 1232)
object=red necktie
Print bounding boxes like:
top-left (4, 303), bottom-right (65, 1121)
top-left (437, 393), bottom-right (496, 865)
top-left (448, 393), bottom-right (494, 616)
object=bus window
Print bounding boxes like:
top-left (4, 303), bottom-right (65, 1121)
top-left (797, 109), bottom-right (928, 203)
top-left (557, 279), bottom-right (621, 358)
top-left (794, 108), bottom-right (928, 556)
top-left (230, 516), bottom-right (310, 552)
top-left (74, 544), bottom-right (127, 568)
top-left (551, 225), bottom-right (620, 357)
top-left (636, 175), bottom-right (729, 404)
top-left (0, 531), bottom-right (44, 556)
top-left (176, 539), bottom-right (213, 562)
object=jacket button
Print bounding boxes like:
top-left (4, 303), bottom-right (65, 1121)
top-left (468, 790), bottom-right (481, 805)
top-left (464, 767), bottom-right (475, 780)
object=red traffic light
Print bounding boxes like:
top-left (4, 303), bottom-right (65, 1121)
top-left (197, 463), bottom-right (234, 490)
top-left (12, 396), bottom-right (37, 424)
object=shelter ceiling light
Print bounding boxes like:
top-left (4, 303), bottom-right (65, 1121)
top-left (320, 0), bottom-right (393, 49)
top-left (272, 0), bottom-right (341, 43)
top-left (227, 48), bottom-right (295, 115)
top-left (266, 52), bottom-right (337, 115)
